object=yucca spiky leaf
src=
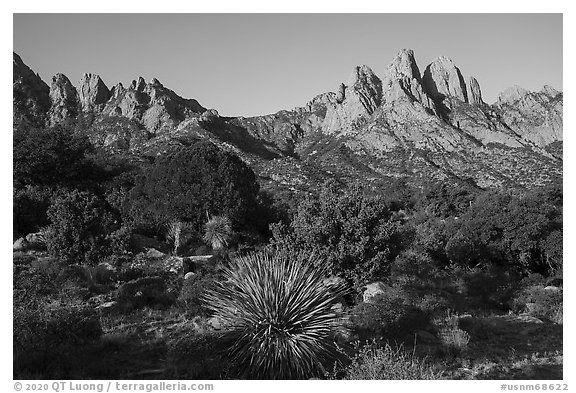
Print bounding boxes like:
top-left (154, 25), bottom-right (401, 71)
top-left (203, 251), bottom-right (348, 379)
top-left (203, 215), bottom-right (232, 250)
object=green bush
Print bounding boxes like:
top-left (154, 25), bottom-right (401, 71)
top-left (512, 284), bottom-right (562, 323)
top-left (270, 180), bottom-right (405, 286)
top-left (204, 251), bottom-right (348, 379)
top-left (13, 185), bottom-right (53, 235)
top-left (46, 189), bottom-right (118, 265)
top-left (166, 330), bottom-right (234, 379)
top-left (13, 124), bottom-right (95, 189)
top-left (351, 289), bottom-right (430, 339)
top-left (14, 303), bottom-right (102, 377)
top-left (126, 141), bottom-right (260, 233)
top-left (332, 342), bottom-right (443, 380)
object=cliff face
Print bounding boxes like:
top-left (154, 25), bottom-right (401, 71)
top-left (13, 53), bottom-right (50, 125)
top-left (13, 50), bottom-right (562, 190)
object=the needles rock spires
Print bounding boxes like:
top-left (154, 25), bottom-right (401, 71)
top-left (380, 48), bottom-right (436, 113)
top-left (12, 50), bottom-right (562, 190)
top-left (13, 52), bottom-right (50, 125)
top-left (322, 65), bottom-right (382, 135)
top-left (48, 73), bottom-right (78, 125)
top-left (422, 56), bottom-right (468, 112)
top-left (103, 76), bottom-right (206, 134)
top-left (77, 73), bottom-right (111, 113)
top-left (467, 76), bottom-right (483, 105)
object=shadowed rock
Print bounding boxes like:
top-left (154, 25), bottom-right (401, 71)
top-left (77, 73), bottom-right (111, 112)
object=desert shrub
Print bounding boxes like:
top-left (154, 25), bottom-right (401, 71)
top-left (13, 185), bottom-right (53, 235)
top-left (512, 284), bottom-right (563, 323)
top-left (46, 189), bottom-right (119, 265)
top-left (126, 141), bottom-right (260, 234)
top-left (106, 225), bottom-right (133, 256)
top-left (455, 266), bottom-right (521, 311)
top-left (351, 288), bottom-right (430, 339)
top-left (432, 310), bottom-right (471, 356)
top-left (270, 180), bottom-right (405, 287)
top-left (178, 273), bottom-right (218, 316)
top-left (332, 342), bottom-right (443, 380)
top-left (204, 251), bottom-right (348, 379)
top-left (443, 187), bottom-right (562, 275)
top-left (438, 327), bottom-right (470, 356)
top-left (14, 257), bottom-right (65, 298)
top-left (165, 330), bottom-right (235, 379)
top-left (14, 303), bottom-right (102, 377)
top-left (13, 124), bottom-right (96, 189)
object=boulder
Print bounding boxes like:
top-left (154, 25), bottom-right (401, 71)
top-left (13, 237), bottom-right (29, 251)
top-left (363, 281), bottom-right (387, 303)
top-left (117, 276), bottom-right (174, 310)
top-left (24, 231), bottom-right (47, 249)
top-left (544, 286), bottom-right (561, 293)
top-left (207, 316), bottom-right (228, 330)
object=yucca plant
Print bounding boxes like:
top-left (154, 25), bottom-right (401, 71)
top-left (166, 221), bottom-right (183, 255)
top-left (203, 251), bottom-right (348, 379)
top-left (203, 215), bottom-right (232, 251)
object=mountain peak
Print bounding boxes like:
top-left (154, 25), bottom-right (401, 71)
top-left (497, 85), bottom-right (529, 104)
top-left (422, 56), bottom-right (468, 106)
top-left (77, 73), bottom-right (111, 112)
top-left (48, 73), bottom-right (78, 125)
top-left (387, 49), bottom-right (422, 80)
top-left (13, 52), bottom-right (50, 124)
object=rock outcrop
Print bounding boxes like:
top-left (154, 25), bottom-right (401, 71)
top-left (77, 73), bottom-right (111, 112)
top-left (103, 77), bottom-right (206, 134)
top-left (494, 85), bottom-right (562, 146)
top-left (13, 52), bottom-right (50, 125)
top-left (12, 50), bottom-right (562, 191)
top-left (380, 48), bottom-right (436, 113)
top-left (467, 76), bottom-right (483, 105)
top-left (48, 73), bottom-right (78, 125)
top-left (322, 65), bottom-right (382, 135)
top-left (422, 56), bottom-right (468, 111)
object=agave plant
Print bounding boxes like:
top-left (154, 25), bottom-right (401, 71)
top-left (203, 215), bottom-right (232, 251)
top-left (204, 251), bottom-right (348, 379)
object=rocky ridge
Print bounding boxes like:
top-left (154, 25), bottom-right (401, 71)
top-left (13, 50), bottom-right (562, 191)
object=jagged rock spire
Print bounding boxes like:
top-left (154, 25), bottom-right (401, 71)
top-left (77, 73), bottom-right (111, 112)
top-left (422, 56), bottom-right (468, 106)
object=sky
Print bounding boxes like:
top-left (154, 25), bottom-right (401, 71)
top-left (13, 13), bottom-right (563, 118)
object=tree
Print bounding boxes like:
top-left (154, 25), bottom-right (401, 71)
top-left (46, 190), bottom-right (118, 265)
top-left (271, 180), bottom-right (405, 285)
top-left (13, 124), bottom-right (95, 189)
top-left (126, 141), bottom-right (260, 233)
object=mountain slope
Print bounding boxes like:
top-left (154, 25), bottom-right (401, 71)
top-left (12, 50), bottom-right (562, 193)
